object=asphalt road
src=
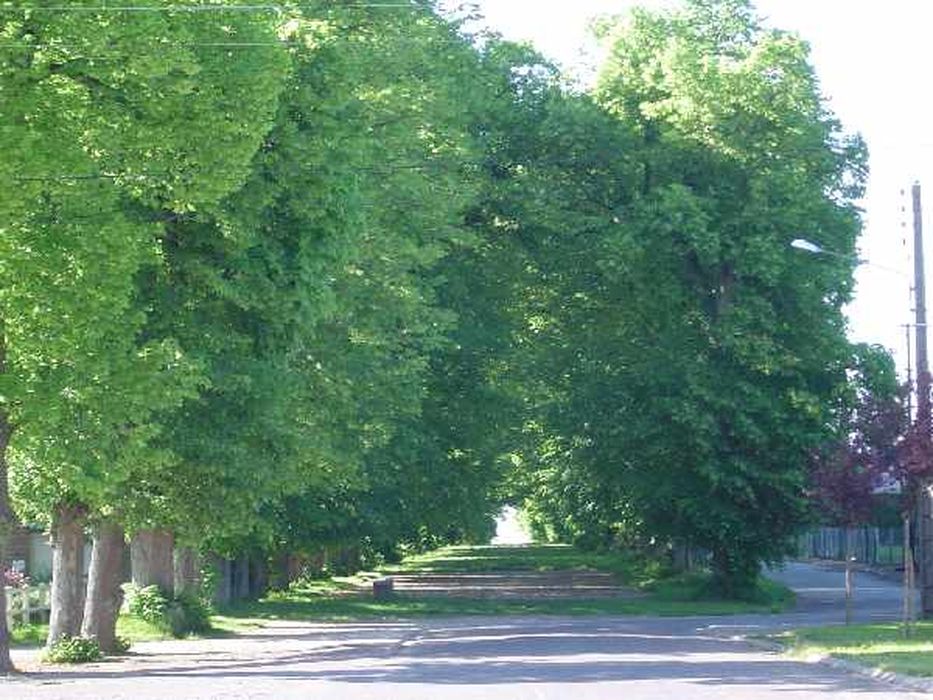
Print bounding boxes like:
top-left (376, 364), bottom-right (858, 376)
top-left (3, 561), bottom-right (924, 699)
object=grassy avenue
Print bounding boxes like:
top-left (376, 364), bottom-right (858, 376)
top-left (13, 543), bottom-right (933, 680)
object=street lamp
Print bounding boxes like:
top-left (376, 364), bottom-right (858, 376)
top-left (790, 237), bottom-right (906, 275)
top-left (790, 238), bottom-right (825, 255)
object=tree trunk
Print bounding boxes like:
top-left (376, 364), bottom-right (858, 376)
top-left (48, 502), bottom-right (86, 645)
top-left (249, 556), bottom-right (267, 599)
top-left (233, 555), bottom-right (250, 600)
top-left (0, 365), bottom-right (14, 671)
top-left (287, 554), bottom-right (304, 584)
top-left (130, 529), bottom-right (174, 594)
top-left (173, 547), bottom-right (199, 598)
top-left (270, 552), bottom-right (289, 591)
top-left (211, 556), bottom-right (232, 607)
top-left (81, 521), bottom-right (126, 652)
top-left (710, 547), bottom-right (759, 600)
top-left (671, 540), bottom-right (690, 572)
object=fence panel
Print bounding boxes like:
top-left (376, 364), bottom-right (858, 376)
top-left (797, 526), bottom-right (904, 567)
top-left (4, 583), bottom-right (51, 629)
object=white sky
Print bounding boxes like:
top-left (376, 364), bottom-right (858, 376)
top-left (469, 0), bottom-right (933, 375)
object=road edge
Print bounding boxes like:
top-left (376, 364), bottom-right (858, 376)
top-left (742, 635), bottom-right (933, 694)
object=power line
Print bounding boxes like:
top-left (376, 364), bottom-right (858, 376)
top-left (0, 38), bottom-right (453, 49)
top-left (0, 42), bottom-right (293, 48)
top-left (0, 4), bottom-right (418, 12)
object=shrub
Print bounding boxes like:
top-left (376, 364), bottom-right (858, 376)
top-left (198, 564), bottom-right (219, 607)
top-left (127, 584), bottom-right (168, 625)
top-left (126, 584), bottom-right (212, 637)
top-left (44, 636), bottom-right (103, 664)
top-left (2, 567), bottom-right (29, 588)
top-left (167, 594), bottom-right (212, 636)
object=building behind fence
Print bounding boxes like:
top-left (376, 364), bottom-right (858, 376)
top-left (797, 526), bottom-right (905, 567)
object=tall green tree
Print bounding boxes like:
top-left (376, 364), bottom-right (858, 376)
top-left (0, 0), bottom-right (290, 656)
top-left (569, 0), bottom-right (867, 593)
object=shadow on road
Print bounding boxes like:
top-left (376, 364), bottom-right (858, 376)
top-left (8, 617), bottom-right (896, 693)
top-left (6, 561), bottom-right (917, 697)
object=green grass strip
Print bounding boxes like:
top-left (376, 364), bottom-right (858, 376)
top-left (779, 622), bottom-right (933, 677)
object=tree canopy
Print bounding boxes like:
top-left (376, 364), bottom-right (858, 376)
top-left (0, 0), bottom-right (875, 669)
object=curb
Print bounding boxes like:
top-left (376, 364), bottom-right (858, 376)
top-left (818, 654), bottom-right (933, 694)
top-left (742, 635), bottom-right (933, 694)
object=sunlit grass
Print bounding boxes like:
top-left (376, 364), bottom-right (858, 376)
top-left (115, 614), bottom-right (174, 642)
top-left (384, 544), bottom-right (638, 578)
top-left (10, 622), bottom-right (46, 648)
top-left (11, 614), bottom-right (189, 650)
top-left (222, 590), bottom-right (788, 621)
top-left (779, 622), bottom-right (933, 677)
top-left (217, 543), bottom-right (794, 622)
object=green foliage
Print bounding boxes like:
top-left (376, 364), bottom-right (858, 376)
top-left (126, 585), bottom-right (168, 627)
top-left (506, 0), bottom-right (867, 596)
top-left (43, 635), bottom-right (103, 664)
top-left (0, 0), bottom-right (292, 566)
top-left (645, 570), bottom-right (795, 609)
top-left (112, 636), bottom-right (132, 655)
top-left (126, 585), bottom-right (211, 638)
top-left (0, 0), bottom-right (868, 617)
top-left (198, 563), bottom-right (220, 607)
top-left (165, 595), bottom-right (212, 637)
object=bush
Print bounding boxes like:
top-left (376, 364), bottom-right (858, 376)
top-left (168, 594), bottom-right (212, 636)
top-left (198, 563), bottom-right (219, 606)
top-left (127, 584), bottom-right (168, 625)
top-left (126, 584), bottom-right (212, 637)
top-left (2, 567), bottom-right (30, 588)
top-left (44, 636), bottom-right (103, 664)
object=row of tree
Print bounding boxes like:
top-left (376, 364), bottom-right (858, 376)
top-left (0, 0), bottom-right (513, 668)
top-left (493, 1), bottom-right (882, 597)
top-left (0, 0), bottom-right (879, 670)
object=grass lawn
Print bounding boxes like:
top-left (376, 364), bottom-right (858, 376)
top-left (218, 544), bottom-right (794, 623)
top-left (11, 614), bottom-right (188, 650)
top-left (382, 544), bottom-right (638, 577)
top-left (778, 622), bottom-right (933, 677)
top-left (12, 544), bottom-right (797, 647)
top-left (10, 623), bottom-right (47, 648)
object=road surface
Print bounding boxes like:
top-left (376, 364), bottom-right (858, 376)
top-left (3, 561), bottom-right (924, 699)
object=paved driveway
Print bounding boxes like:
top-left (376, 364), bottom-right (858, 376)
top-left (3, 561), bottom-right (924, 699)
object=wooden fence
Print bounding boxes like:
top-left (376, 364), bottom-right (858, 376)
top-left (796, 526), bottom-right (905, 567)
top-left (4, 584), bottom-right (51, 629)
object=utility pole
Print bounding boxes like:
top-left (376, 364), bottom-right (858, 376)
top-left (904, 322), bottom-right (915, 633)
top-left (912, 182), bottom-right (933, 617)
